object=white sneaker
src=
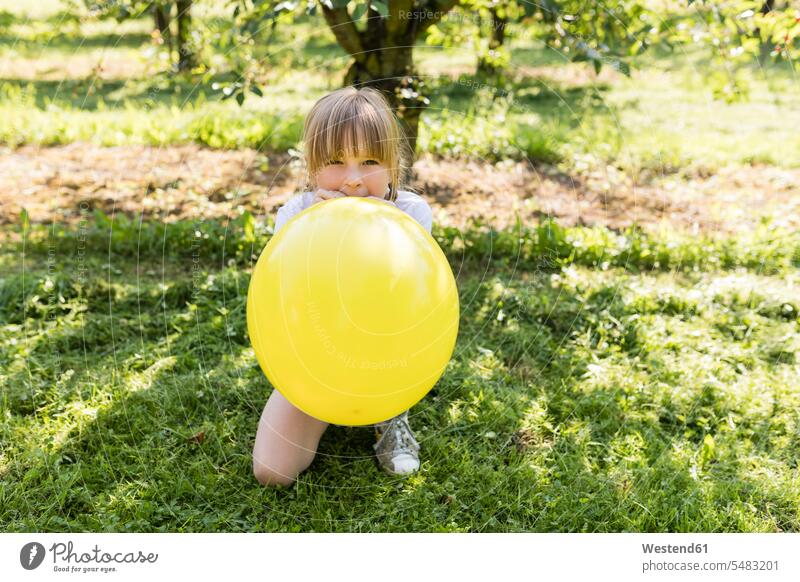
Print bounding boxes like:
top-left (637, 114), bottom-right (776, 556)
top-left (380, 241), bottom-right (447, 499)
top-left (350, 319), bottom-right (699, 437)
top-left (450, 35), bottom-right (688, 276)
top-left (373, 412), bottom-right (420, 476)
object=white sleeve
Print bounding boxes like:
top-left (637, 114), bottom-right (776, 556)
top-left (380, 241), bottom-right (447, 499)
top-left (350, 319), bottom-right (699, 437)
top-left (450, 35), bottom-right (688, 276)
top-left (274, 193), bottom-right (311, 234)
top-left (396, 193), bottom-right (433, 234)
top-left (416, 204), bottom-right (433, 234)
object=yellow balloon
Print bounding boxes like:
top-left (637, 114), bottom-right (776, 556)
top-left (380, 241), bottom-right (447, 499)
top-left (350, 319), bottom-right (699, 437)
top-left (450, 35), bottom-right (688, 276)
top-left (247, 197), bottom-right (459, 426)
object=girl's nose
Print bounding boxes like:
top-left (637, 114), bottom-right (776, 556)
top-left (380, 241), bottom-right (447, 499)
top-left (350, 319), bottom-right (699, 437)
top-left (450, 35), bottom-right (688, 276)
top-left (344, 171), bottom-right (362, 187)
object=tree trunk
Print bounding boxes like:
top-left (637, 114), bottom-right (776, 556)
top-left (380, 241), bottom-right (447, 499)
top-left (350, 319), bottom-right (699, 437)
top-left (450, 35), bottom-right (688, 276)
top-left (176, 0), bottom-right (195, 72)
top-left (477, 7), bottom-right (507, 76)
top-left (342, 47), bottom-right (423, 154)
top-left (321, 0), bottom-right (459, 156)
top-left (153, 3), bottom-right (173, 61)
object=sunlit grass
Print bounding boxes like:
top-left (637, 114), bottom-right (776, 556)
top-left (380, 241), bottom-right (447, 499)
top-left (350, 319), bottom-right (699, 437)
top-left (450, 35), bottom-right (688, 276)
top-left (1, 215), bottom-right (798, 531)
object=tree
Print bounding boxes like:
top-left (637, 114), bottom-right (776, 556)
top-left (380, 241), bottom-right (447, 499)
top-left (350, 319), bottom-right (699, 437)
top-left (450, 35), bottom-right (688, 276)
top-left (424, 0), bottom-right (659, 81)
top-left (476, 1), bottom-right (509, 76)
top-left (667, 0), bottom-right (799, 101)
top-left (230, 0), bottom-right (464, 153)
top-left (175, 0), bottom-right (197, 71)
top-left (85, 0), bottom-right (197, 72)
top-left (323, 0), bottom-right (467, 152)
top-left (153, 2), bottom-right (172, 57)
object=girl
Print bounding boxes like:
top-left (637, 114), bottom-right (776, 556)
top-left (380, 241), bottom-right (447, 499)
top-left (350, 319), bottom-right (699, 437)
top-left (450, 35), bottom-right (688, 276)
top-left (253, 86), bottom-right (434, 487)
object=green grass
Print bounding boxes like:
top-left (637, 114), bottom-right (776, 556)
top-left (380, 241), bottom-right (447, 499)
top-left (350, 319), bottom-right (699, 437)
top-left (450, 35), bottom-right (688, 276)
top-left (1, 215), bottom-right (798, 532)
top-left (0, 82), bottom-right (306, 149)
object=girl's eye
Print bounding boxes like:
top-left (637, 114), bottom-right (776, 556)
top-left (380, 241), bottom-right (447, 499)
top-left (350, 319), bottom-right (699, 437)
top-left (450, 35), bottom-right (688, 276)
top-left (363, 160), bottom-right (380, 165)
top-left (327, 160), bottom-right (343, 165)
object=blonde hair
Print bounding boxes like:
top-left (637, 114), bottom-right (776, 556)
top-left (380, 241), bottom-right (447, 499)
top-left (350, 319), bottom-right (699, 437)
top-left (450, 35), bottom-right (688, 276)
top-left (301, 86), bottom-right (412, 202)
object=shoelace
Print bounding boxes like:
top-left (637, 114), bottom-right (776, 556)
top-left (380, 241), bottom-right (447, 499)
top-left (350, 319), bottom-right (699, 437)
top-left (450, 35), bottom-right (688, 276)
top-left (377, 415), bottom-right (420, 454)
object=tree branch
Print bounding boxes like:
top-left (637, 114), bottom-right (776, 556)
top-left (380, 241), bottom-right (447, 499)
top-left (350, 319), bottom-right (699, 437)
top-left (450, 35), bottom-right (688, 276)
top-left (320, 4), bottom-right (365, 58)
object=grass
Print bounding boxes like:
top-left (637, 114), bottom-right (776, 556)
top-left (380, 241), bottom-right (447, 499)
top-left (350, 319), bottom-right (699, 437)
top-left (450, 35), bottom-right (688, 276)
top-left (1, 9), bottom-right (799, 172)
top-left (1, 215), bottom-right (798, 532)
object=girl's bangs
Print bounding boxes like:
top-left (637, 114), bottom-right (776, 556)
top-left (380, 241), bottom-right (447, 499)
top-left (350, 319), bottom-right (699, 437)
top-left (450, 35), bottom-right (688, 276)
top-left (318, 104), bottom-right (392, 164)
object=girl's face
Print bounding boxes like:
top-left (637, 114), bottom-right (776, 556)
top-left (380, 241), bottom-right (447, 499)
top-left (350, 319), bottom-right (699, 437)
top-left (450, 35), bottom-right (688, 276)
top-left (313, 153), bottom-right (390, 198)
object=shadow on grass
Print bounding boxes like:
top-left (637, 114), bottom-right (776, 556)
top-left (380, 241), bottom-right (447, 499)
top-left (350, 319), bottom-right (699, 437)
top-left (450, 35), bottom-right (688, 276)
top-left (2, 221), bottom-right (798, 531)
top-left (0, 31), bottom-right (153, 52)
top-left (428, 70), bottom-right (611, 116)
top-left (0, 72), bottom-right (239, 110)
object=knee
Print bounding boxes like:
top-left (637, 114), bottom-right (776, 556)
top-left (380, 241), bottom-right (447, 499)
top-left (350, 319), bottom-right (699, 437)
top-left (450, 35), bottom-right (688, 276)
top-left (253, 461), bottom-right (298, 488)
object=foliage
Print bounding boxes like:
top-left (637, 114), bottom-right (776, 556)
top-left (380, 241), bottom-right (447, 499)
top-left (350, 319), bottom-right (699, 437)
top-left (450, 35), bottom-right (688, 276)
top-left (424, 0), bottom-right (663, 78)
top-left (423, 1), bottom-right (521, 75)
top-left (80, 0), bottom-right (200, 72)
top-left (668, 0), bottom-right (800, 101)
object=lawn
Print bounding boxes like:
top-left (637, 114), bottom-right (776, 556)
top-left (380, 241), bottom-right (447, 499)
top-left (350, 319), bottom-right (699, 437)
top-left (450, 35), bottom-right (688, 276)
top-left (1, 216), bottom-right (798, 531)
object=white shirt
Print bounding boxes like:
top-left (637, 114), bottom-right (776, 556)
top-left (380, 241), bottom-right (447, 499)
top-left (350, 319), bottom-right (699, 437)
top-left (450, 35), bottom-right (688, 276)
top-left (274, 190), bottom-right (433, 234)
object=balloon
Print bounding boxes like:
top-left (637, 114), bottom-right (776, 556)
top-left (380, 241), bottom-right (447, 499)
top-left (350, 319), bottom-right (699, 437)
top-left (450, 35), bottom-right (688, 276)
top-left (247, 197), bottom-right (459, 426)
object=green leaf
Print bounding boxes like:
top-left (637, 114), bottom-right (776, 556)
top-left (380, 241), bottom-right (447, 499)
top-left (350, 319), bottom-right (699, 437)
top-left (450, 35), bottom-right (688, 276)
top-left (93, 209), bottom-right (111, 229)
top-left (352, 1), bottom-right (368, 21)
top-left (250, 84), bottom-right (263, 97)
top-left (236, 92), bottom-right (245, 106)
top-left (700, 433), bottom-right (716, 467)
top-left (371, 0), bottom-right (389, 18)
top-left (241, 211), bottom-right (255, 243)
top-left (19, 207), bottom-right (30, 235)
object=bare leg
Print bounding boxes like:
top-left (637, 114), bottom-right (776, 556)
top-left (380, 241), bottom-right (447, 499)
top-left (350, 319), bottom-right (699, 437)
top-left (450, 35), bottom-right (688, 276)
top-left (252, 390), bottom-right (329, 487)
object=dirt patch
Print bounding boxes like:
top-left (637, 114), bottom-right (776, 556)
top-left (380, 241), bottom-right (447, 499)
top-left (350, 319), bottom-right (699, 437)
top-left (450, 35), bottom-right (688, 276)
top-left (1, 143), bottom-right (798, 234)
top-left (412, 157), bottom-right (799, 234)
top-left (0, 143), bottom-right (299, 224)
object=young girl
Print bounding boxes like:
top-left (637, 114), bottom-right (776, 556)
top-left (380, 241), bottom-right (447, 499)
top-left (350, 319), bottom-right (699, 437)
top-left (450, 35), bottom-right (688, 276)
top-left (253, 86), bottom-right (434, 487)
